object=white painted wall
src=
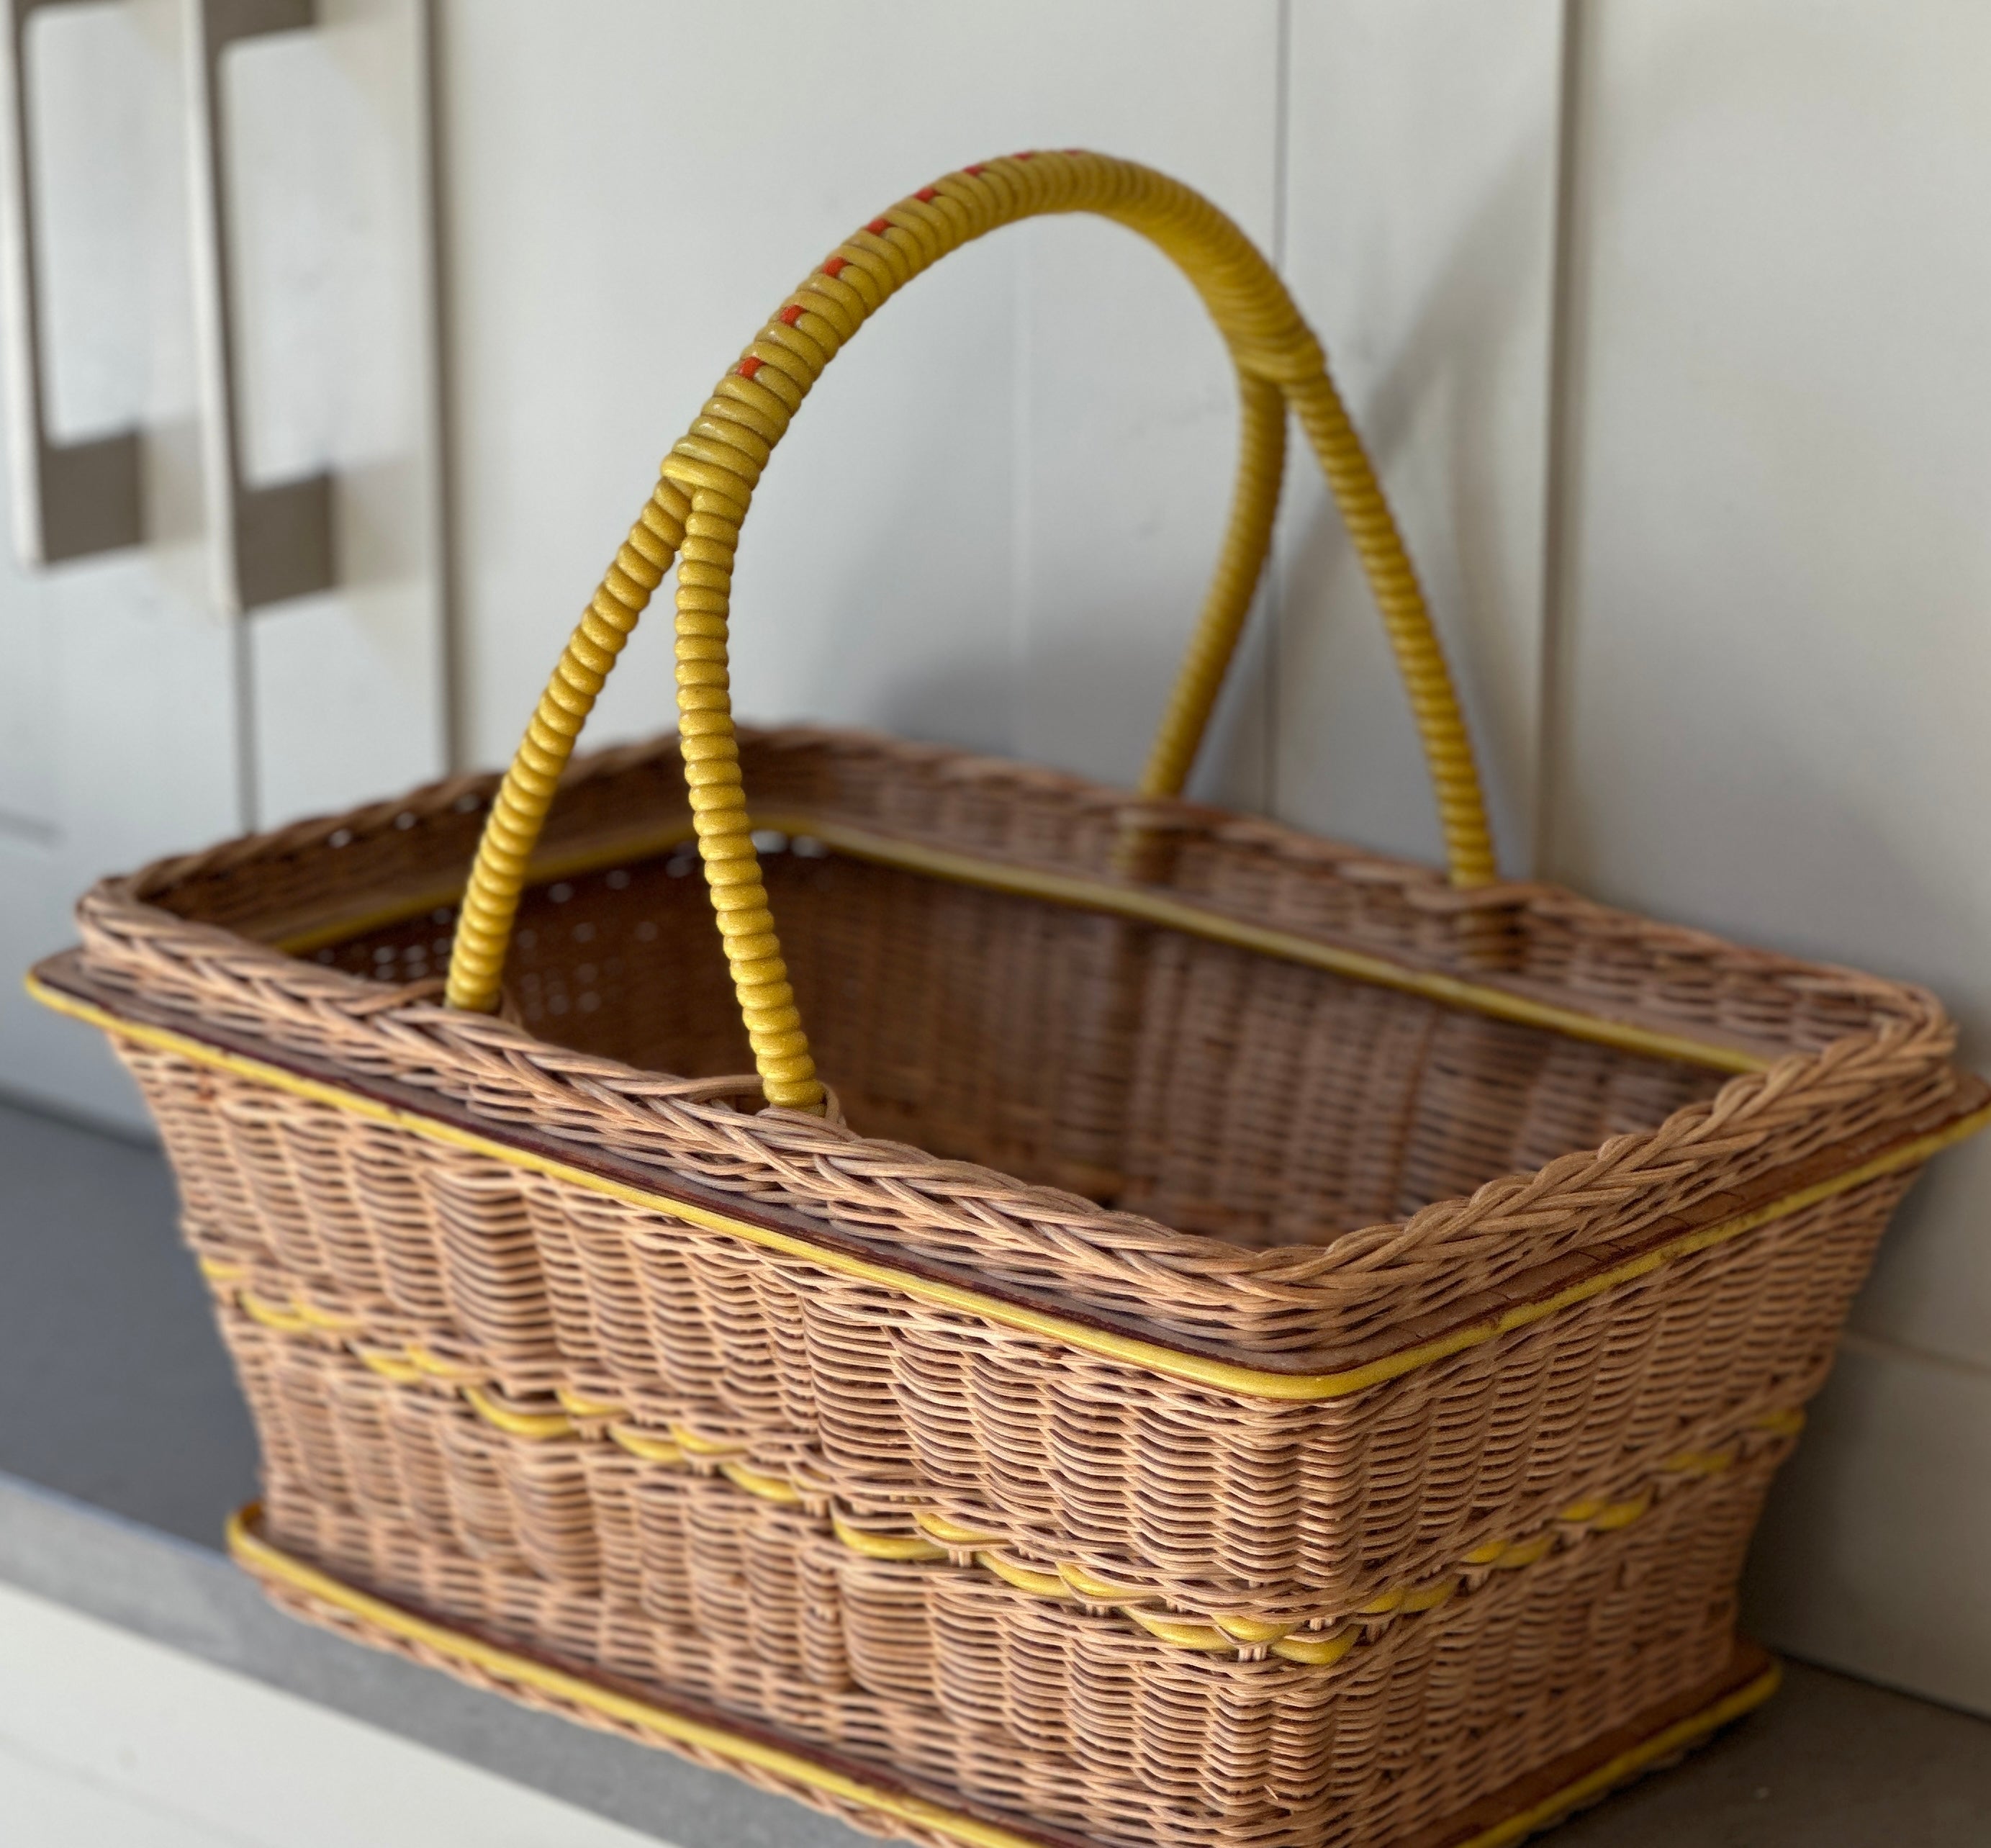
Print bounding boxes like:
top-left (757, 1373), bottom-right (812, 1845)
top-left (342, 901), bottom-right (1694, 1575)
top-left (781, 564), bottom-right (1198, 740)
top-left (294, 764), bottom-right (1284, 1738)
top-left (1, 0), bottom-right (1987, 1720)
top-left (1543, 0), bottom-right (1991, 1714)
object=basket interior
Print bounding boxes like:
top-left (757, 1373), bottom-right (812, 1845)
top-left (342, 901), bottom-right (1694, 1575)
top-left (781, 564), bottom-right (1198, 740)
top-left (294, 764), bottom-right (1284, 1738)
top-left (301, 835), bottom-right (1728, 1248)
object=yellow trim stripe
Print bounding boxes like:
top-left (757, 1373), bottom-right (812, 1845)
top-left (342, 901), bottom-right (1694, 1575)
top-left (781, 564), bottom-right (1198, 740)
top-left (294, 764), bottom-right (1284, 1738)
top-left (272, 810), bottom-right (1772, 1075)
top-left (753, 816), bottom-right (1774, 1074)
top-left (222, 1284), bottom-right (1811, 1660)
top-left (28, 970), bottom-right (1990, 1405)
top-left (227, 1507), bottom-right (1052, 1848)
top-left (1454, 1664), bottom-right (1783, 1848)
top-left (227, 1505), bottom-right (1776, 1848)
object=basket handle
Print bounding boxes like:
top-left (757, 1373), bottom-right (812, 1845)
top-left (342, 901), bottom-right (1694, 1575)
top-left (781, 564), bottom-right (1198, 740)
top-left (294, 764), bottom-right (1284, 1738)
top-left (443, 151), bottom-right (1496, 1112)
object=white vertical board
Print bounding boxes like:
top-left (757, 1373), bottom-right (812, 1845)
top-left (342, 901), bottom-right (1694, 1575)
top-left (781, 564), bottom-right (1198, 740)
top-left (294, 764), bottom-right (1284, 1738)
top-left (0, 0), bottom-right (448, 1127)
top-left (225, 0), bottom-right (448, 826)
top-left (440, 0), bottom-right (1283, 798)
top-left (1548, 0), bottom-right (1991, 1369)
top-left (0, 0), bottom-right (238, 1130)
top-left (1276, 0), bottom-right (1563, 870)
top-left (442, 0), bottom-right (1027, 770)
top-left (1550, 0), bottom-right (1991, 1706)
top-left (1744, 1340), bottom-right (1991, 1717)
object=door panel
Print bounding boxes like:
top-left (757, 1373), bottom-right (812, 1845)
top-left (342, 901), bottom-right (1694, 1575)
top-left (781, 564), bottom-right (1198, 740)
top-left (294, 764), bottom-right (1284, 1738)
top-left (0, 0), bottom-right (446, 1124)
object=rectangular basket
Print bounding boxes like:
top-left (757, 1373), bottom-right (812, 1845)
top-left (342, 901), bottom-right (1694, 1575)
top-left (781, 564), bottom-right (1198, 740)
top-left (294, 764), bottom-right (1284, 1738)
top-left (30, 152), bottom-right (1985, 1848)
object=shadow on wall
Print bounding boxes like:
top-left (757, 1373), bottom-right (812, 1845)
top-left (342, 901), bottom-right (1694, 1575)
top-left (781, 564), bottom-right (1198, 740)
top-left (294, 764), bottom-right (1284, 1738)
top-left (1276, 89), bottom-right (1556, 871)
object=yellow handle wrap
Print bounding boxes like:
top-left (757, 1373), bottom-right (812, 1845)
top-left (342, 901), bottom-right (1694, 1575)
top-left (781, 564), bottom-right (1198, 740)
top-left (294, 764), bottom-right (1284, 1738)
top-left (446, 151), bottom-right (1496, 1113)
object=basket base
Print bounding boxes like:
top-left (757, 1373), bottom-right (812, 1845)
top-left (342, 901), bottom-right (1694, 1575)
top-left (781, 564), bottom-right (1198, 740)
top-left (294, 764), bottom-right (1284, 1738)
top-left (227, 1505), bottom-right (1776, 1848)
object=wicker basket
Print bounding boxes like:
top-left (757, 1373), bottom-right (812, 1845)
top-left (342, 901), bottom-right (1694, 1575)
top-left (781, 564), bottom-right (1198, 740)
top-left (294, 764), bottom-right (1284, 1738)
top-left (31, 152), bottom-right (1986, 1848)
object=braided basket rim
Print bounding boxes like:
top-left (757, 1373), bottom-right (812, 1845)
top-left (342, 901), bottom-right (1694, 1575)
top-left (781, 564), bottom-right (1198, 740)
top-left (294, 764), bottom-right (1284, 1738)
top-left (65, 724), bottom-right (1963, 1353)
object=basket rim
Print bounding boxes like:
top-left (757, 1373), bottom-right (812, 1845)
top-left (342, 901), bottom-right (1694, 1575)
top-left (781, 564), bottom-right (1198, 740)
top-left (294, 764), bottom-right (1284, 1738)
top-left (53, 725), bottom-right (1971, 1367)
top-left (32, 950), bottom-right (1985, 1394)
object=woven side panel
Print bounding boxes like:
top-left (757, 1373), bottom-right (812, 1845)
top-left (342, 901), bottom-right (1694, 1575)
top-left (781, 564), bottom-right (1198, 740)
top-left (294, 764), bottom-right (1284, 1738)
top-left (136, 1037), bottom-right (1905, 1618)
top-left (242, 1356), bottom-right (1780, 1848)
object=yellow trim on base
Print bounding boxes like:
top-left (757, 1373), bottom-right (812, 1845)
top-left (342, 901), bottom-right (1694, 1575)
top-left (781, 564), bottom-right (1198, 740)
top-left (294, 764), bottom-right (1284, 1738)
top-left (226, 1505), bottom-right (1779, 1848)
top-left (227, 1506), bottom-right (1051, 1848)
top-left (27, 969), bottom-right (1991, 1405)
top-left (1453, 1664), bottom-right (1783, 1848)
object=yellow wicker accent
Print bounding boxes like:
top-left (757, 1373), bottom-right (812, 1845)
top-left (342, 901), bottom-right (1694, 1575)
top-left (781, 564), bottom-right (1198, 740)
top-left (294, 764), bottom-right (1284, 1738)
top-left (1055, 1560), bottom-right (1157, 1603)
top-left (553, 1387), bottom-right (628, 1420)
top-left (1266, 1630), bottom-right (1358, 1668)
top-left (444, 150), bottom-right (1494, 1109)
top-left (238, 1291), bottom-right (312, 1336)
top-left (225, 1505), bottom-right (1782, 1848)
top-left (913, 1510), bottom-right (1013, 1549)
top-left (977, 1552), bottom-right (1073, 1600)
top-left (831, 1519), bottom-right (949, 1564)
top-left (207, 1256), bottom-right (1790, 1667)
top-left (669, 1425), bottom-right (747, 1459)
top-left (608, 1425), bottom-right (686, 1466)
top-left (356, 1348), bottom-right (423, 1386)
top-left (461, 1387), bottom-right (572, 1442)
top-left (405, 1345), bottom-right (484, 1384)
top-left (1123, 1609), bottom-right (1236, 1653)
top-left (720, 1461), bottom-right (806, 1505)
top-left (289, 1299), bottom-right (360, 1335)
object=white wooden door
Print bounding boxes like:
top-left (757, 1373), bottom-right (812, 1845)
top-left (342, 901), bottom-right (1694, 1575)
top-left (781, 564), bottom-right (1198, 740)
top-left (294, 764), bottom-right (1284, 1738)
top-left (0, 0), bottom-right (447, 1130)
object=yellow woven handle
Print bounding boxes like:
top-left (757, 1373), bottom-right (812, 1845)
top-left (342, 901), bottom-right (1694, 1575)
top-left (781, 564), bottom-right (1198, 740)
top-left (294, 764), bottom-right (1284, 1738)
top-left (444, 151), bottom-right (1496, 1112)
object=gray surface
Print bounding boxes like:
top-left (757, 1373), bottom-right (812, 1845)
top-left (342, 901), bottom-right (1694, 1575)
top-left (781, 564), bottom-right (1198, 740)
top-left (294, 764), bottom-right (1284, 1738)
top-left (0, 1475), bottom-right (869, 1847)
top-left (1, 1094), bottom-right (1988, 1844)
top-left (0, 1098), bottom-right (257, 1543)
top-left (1552, 1657), bottom-right (1991, 1846)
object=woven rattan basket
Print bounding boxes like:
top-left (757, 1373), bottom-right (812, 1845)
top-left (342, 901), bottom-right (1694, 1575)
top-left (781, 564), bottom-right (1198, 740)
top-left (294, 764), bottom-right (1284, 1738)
top-left (32, 152), bottom-right (1987, 1848)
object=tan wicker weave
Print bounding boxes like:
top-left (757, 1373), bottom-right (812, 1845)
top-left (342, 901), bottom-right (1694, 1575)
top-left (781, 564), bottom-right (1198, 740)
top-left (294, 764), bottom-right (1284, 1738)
top-left (30, 152), bottom-right (1986, 1848)
top-left (223, 1304), bottom-right (1789, 1848)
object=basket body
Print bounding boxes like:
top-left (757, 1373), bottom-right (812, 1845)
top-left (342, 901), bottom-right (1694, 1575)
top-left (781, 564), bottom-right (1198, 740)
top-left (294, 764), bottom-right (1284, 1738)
top-left (46, 725), bottom-right (1977, 1848)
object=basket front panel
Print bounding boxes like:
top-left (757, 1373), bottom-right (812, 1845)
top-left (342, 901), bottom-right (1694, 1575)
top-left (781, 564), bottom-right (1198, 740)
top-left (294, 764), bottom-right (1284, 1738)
top-left (236, 1321), bottom-right (1780, 1848)
top-left (125, 1037), bottom-right (1911, 1620)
